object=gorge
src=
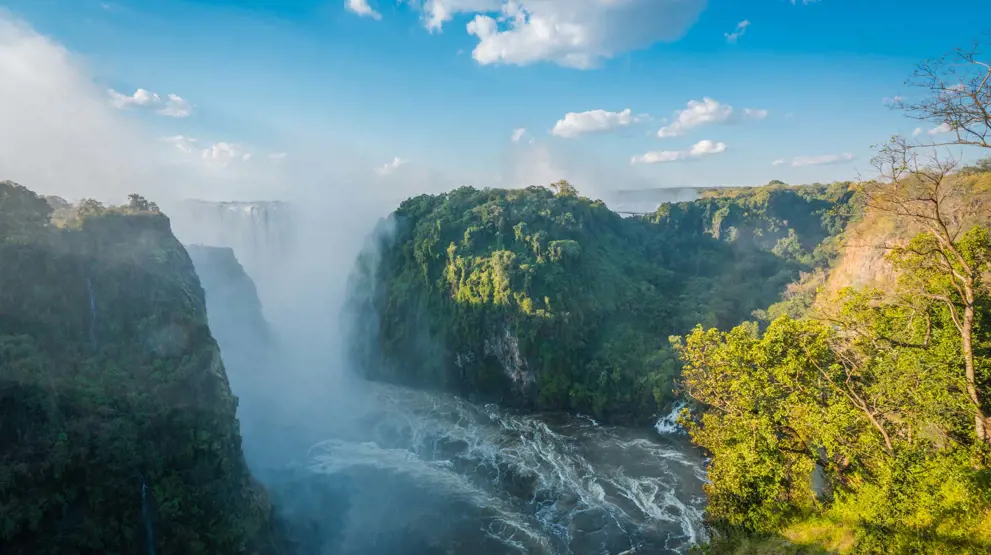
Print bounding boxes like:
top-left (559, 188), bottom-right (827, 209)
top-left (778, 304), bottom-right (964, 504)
top-left (3, 163), bottom-right (990, 554)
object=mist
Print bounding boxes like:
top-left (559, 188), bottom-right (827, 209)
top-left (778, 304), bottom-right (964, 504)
top-left (0, 13), bottom-right (710, 554)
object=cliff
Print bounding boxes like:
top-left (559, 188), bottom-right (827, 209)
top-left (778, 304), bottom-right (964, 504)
top-left (0, 182), bottom-right (284, 554)
top-left (823, 172), bottom-right (991, 298)
top-left (186, 245), bottom-right (271, 376)
top-left (351, 182), bottom-right (856, 423)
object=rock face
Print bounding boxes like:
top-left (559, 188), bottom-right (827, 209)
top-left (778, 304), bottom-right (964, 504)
top-left (0, 182), bottom-right (283, 555)
top-left (186, 245), bottom-right (272, 377)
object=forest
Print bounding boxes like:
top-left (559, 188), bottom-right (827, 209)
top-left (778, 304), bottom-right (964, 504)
top-left (355, 179), bottom-right (857, 423)
top-left (0, 185), bottom-right (288, 554)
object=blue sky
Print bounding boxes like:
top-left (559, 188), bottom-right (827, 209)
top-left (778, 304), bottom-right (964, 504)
top-left (2, 0), bottom-right (989, 199)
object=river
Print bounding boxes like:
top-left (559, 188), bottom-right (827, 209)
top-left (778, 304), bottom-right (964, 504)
top-left (245, 380), bottom-right (708, 555)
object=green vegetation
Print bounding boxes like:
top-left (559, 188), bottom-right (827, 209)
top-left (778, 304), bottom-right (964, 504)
top-left (0, 182), bottom-right (285, 554)
top-left (678, 149), bottom-right (991, 551)
top-left (357, 180), bottom-right (856, 423)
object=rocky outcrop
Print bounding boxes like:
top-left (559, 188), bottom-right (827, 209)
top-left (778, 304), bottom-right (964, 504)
top-left (0, 182), bottom-right (285, 554)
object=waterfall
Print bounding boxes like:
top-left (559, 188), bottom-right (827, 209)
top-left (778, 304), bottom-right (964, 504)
top-left (654, 403), bottom-right (687, 435)
top-left (85, 277), bottom-right (96, 347)
top-left (141, 479), bottom-right (155, 555)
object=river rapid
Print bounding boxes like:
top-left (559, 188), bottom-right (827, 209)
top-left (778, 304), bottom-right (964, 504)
top-left (245, 380), bottom-right (708, 555)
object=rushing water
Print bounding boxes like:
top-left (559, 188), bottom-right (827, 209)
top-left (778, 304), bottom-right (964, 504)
top-left (263, 383), bottom-right (707, 555)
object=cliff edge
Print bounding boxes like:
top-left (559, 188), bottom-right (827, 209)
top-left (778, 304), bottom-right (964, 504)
top-left (0, 182), bottom-right (284, 554)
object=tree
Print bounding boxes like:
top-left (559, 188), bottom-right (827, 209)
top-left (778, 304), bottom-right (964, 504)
top-left (0, 180), bottom-right (53, 241)
top-left (960, 156), bottom-right (991, 174)
top-left (893, 37), bottom-right (990, 149)
top-left (127, 193), bottom-right (159, 213)
top-left (549, 179), bottom-right (578, 197)
top-left (863, 144), bottom-right (991, 444)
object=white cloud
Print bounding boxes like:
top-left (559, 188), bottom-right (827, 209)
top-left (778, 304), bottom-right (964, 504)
top-left (161, 134), bottom-right (198, 153)
top-left (163, 135), bottom-right (290, 170)
top-left (928, 122), bottom-right (953, 135)
top-left (346, 0), bottom-right (382, 19)
top-left (159, 93), bottom-right (192, 118)
top-left (201, 142), bottom-right (243, 166)
top-left (0, 15), bottom-right (179, 201)
top-left (724, 20), bottom-right (749, 44)
top-left (511, 127), bottom-right (526, 142)
top-left (773, 153), bottom-right (854, 167)
top-left (742, 107), bottom-right (768, 120)
top-left (420, 0), bottom-right (499, 32)
top-left (374, 157), bottom-right (407, 175)
top-left (109, 88), bottom-right (160, 108)
top-left (551, 108), bottom-right (639, 138)
top-left (912, 127), bottom-right (923, 137)
top-left (882, 95), bottom-right (903, 104)
top-left (415, 0), bottom-right (706, 69)
top-left (657, 97), bottom-right (767, 138)
top-left (631, 139), bottom-right (727, 164)
top-left (790, 0), bottom-right (820, 4)
top-left (690, 139), bottom-right (727, 156)
top-left (107, 87), bottom-right (192, 118)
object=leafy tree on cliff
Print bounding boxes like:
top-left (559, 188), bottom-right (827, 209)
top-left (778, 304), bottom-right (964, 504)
top-left (0, 180), bottom-right (52, 241)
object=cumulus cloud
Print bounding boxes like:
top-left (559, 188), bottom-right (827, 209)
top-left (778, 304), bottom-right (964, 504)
top-left (551, 108), bottom-right (641, 138)
top-left (412, 0), bottom-right (705, 69)
top-left (511, 127), bottom-right (526, 143)
top-left (159, 93), bottom-right (192, 117)
top-left (657, 97), bottom-right (767, 138)
top-left (724, 20), bottom-right (749, 44)
top-left (374, 157), bottom-right (407, 175)
top-left (108, 87), bottom-right (192, 118)
top-left (346, 0), bottom-right (382, 19)
top-left (419, 0), bottom-right (499, 31)
top-left (928, 122), bottom-right (953, 135)
top-left (631, 139), bottom-right (727, 164)
top-left (108, 88), bottom-right (160, 108)
top-left (773, 153), bottom-right (854, 167)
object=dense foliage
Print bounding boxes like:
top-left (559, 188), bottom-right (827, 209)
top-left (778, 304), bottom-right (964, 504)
top-left (678, 173), bottom-right (991, 552)
top-left (0, 182), bottom-right (285, 554)
top-left (356, 181), bottom-right (856, 423)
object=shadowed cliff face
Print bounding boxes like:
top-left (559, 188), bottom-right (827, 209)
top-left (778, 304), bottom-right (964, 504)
top-left (0, 182), bottom-right (284, 555)
top-left (186, 244), bottom-right (271, 359)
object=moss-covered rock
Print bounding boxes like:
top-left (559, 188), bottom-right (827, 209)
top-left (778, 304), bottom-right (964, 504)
top-left (0, 182), bottom-right (285, 555)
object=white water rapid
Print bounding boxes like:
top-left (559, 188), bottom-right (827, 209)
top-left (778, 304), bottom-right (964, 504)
top-left (295, 384), bottom-right (707, 555)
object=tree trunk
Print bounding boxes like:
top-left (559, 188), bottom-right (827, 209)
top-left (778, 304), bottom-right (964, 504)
top-left (962, 302), bottom-right (990, 444)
